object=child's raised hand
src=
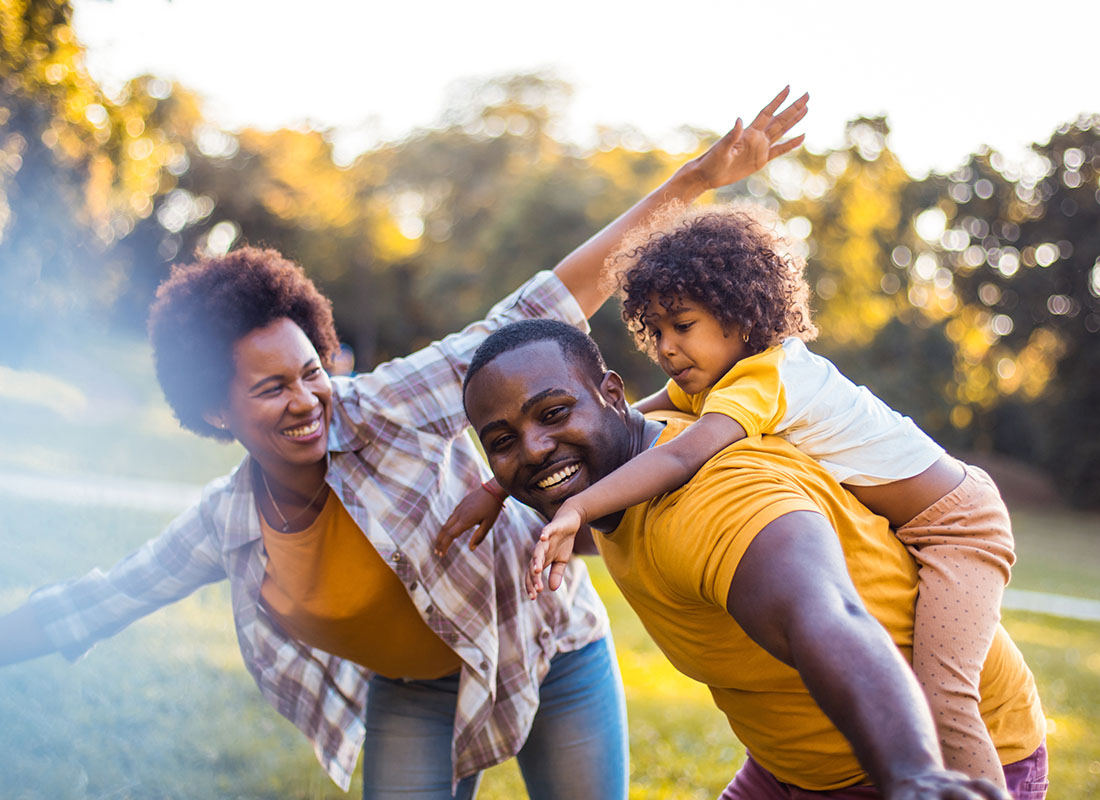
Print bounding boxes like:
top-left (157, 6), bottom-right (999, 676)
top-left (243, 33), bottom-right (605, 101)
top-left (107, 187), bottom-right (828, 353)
top-left (693, 86), bottom-right (808, 190)
top-left (434, 482), bottom-right (504, 557)
top-left (526, 505), bottom-right (583, 599)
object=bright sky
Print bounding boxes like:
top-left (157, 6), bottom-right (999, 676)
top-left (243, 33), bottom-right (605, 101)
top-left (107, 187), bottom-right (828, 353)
top-left (73, 0), bottom-right (1098, 177)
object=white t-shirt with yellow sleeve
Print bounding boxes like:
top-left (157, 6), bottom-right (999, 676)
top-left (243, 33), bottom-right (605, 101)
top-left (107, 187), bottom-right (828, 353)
top-left (665, 338), bottom-right (944, 486)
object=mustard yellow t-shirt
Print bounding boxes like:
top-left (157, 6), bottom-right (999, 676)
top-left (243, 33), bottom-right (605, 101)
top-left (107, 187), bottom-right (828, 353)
top-left (593, 418), bottom-right (1044, 790)
top-left (260, 491), bottom-right (461, 680)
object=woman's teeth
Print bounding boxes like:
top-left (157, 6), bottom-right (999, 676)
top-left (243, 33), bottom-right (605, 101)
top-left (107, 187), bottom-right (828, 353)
top-left (536, 464), bottom-right (579, 490)
top-left (283, 420), bottom-right (320, 438)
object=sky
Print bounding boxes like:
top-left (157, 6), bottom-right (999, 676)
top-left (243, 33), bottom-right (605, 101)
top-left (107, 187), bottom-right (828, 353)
top-left (72, 0), bottom-right (1099, 177)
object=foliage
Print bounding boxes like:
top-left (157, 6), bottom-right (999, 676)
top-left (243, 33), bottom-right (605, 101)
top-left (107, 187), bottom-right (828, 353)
top-left (2, 0), bottom-right (1098, 504)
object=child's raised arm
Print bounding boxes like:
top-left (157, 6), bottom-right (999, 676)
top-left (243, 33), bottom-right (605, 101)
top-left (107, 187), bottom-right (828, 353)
top-left (528, 412), bottom-right (747, 595)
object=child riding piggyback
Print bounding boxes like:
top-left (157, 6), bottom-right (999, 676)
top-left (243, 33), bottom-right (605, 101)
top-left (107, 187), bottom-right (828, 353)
top-left (531, 202), bottom-right (1018, 788)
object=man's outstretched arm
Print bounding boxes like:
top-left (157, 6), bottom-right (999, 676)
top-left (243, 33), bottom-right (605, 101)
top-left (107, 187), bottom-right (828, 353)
top-left (726, 510), bottom-right (1008, 800)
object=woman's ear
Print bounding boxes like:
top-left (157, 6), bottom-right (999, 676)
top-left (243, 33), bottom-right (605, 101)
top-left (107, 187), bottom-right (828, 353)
top-left (202, 410), bottom-right (229, 432)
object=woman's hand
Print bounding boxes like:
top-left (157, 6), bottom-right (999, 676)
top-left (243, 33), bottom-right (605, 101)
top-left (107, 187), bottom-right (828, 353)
top-left (526, 504), bottom-right (585, 598)
top-left (688, 85), bottom-right (809, 191)
top-left (434, 483), bottom-right (504, 557)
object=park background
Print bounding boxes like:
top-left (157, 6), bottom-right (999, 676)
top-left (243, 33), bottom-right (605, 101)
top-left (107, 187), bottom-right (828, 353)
top-left (0, 0), bottom-right (1098, 797)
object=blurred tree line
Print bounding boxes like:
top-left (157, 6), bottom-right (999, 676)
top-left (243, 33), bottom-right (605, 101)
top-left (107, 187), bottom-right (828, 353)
top-left (2, 1), bottom-right (1097, 506)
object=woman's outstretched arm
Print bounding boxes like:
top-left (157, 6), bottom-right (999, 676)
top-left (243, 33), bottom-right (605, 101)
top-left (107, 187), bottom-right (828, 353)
top-left (552, 86), bottom-right (808, 317)
top-left (0, 603), bottom-right (54, 666)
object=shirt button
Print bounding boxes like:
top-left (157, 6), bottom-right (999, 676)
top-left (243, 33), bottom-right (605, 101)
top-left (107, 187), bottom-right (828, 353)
top-left (409, 581), bottom-right (418, 591)
top-left (539, 629), bottom-right (551, 641)
top-left (479, 661), bottom-right (489, 672)
top-left (391, 551), bottom-right (402, 562)
top-left (425, 605), bottom-right (433, 615)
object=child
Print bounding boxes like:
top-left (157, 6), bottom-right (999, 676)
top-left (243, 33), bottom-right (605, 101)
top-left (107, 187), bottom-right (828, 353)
top-left (554, 202), bottom-right (1015, 785)
top-left (457, 202), bottom-right (1017, 787)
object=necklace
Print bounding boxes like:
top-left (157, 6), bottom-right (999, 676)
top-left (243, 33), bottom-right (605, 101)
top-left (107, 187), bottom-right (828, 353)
top-left (260, 465), bottom-right (329, 532)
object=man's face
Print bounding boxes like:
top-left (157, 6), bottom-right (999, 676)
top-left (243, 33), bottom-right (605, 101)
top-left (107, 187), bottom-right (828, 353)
top-left (464, 340), bottom-right (632, 520)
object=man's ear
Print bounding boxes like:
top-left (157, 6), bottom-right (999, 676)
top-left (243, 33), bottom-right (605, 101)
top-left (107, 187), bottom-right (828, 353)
top-left (598, 370), bottom-right (628, 412)
top-left (202, 409), bottom-right (229, 432)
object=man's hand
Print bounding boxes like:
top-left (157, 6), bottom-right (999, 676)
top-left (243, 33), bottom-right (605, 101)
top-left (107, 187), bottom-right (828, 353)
top-left (526, 504), bottom-right (584, 598)
top-left (888, 770), bottom-right (1011, 800)
top-left (434, 483), bottom-right (504, 557)
top-left (689, 85), bottom-right (808, 191)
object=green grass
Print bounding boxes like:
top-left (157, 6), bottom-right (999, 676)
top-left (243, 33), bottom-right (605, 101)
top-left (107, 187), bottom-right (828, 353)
top-left (1, 347), bottom-right (1098, 798)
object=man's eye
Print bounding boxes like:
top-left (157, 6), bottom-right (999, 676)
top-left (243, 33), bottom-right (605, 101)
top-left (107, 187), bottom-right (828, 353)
top-left (544, 406), bottom-right (568, 422)
top-left (489, 434), bottom-right (514, 451)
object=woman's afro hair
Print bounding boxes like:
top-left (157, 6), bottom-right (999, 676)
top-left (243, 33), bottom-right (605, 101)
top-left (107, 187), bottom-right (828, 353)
top-left (147, 246), bottom-right (340, 441)
top-left (612, 202), bottom-right (817, 358)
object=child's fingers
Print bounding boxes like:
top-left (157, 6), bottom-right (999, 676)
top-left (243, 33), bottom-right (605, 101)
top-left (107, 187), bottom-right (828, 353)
top-left (547, 562), bottom-right (568, 592)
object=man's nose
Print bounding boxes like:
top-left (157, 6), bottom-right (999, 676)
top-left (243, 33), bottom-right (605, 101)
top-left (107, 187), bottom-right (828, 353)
top-left (520, 427), bottom-right (556, 464)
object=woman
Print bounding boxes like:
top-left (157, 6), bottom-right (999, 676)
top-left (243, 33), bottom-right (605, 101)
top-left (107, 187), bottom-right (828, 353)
top-left (0, 89), bottom-right (807, 799)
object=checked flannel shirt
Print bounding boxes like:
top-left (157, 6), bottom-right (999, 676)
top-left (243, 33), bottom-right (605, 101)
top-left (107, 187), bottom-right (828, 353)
top-left (28, 270), bottom-right (610, 789)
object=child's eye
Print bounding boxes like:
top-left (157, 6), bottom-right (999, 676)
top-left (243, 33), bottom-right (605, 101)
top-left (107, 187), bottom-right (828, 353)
top-left (674, 321), bottom-right (694, 333)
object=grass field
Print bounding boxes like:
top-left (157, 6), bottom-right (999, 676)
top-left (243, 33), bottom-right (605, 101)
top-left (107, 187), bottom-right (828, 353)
top-left (1, 342), bottom-right (1098, 798)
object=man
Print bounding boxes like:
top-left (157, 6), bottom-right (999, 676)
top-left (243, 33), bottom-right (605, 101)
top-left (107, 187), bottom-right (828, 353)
top-left (460, 319), bottom-right (1047, 800)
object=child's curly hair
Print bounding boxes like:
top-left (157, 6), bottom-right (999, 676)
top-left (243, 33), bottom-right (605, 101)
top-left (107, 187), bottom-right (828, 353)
top-left (148, 246), bottom-right (340, 441)
top-left (612, 202), bottom-right (817, 358)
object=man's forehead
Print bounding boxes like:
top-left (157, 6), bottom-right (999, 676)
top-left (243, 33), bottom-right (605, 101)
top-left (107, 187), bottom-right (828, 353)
top-left (468, 341), bottom-right (589, 407)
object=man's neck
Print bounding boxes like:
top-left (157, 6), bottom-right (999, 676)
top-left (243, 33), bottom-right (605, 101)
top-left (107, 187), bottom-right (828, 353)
top-left (626, 406), bottom-right (667, 459)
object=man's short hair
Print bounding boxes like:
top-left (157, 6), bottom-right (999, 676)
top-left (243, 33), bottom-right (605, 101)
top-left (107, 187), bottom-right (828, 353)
top-left (463, 319), bottom-right (607, 400)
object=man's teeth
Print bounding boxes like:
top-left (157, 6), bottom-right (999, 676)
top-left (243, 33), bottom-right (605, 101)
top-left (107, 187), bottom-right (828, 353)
top-left (283, 420), bottom-right (320, 438)
top-left (536, 464), bottom-right (579, 489)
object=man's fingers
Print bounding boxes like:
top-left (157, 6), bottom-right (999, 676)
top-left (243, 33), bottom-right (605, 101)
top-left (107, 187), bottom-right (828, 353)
top-left (469, 520), bottom-right (492, 550)
top-left (434, 522), bottom-right (465, 556)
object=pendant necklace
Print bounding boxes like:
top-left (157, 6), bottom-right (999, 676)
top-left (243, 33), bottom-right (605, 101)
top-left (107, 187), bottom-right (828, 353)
top-left (261, 462), bottom-right (330, 532)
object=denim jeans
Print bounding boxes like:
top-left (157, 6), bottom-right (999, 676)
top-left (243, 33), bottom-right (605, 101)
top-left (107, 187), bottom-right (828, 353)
top-left (361, 636), bottom-right (628, 800)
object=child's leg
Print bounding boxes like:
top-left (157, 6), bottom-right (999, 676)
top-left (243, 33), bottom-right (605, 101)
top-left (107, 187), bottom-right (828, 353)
top-left (894, 463), bottom-right (1015, 787)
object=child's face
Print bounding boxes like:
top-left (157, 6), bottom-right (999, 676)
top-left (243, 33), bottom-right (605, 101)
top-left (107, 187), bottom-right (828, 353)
top-left (643, 294), bottom-right (749, 395)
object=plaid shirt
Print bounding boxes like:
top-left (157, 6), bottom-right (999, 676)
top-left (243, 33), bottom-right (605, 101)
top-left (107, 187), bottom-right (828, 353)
top-left (29, 271), bottom-right (610, 790)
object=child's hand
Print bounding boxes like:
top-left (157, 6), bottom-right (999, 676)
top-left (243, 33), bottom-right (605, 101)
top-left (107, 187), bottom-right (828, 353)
top-left (526, 505), bottom-right (584, 599)
top-left (434, 483), bottom-right (504, 557)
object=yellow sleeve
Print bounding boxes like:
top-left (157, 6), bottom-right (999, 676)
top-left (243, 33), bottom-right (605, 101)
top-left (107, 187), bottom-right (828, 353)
top-left (698, 346), bottom-right (787, 437)
top-left (664, 378), bottom-right (702, 415)
top-left (651, 442), bottom-right (820, 609)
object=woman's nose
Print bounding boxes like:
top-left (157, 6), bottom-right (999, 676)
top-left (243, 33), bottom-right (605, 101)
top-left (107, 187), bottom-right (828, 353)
top-left (287, 381), bottom-right (319, 412)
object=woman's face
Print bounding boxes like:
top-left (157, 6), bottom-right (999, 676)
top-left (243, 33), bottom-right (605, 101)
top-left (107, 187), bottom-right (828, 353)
top-left (216, 318), bottom-right (333, 475)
